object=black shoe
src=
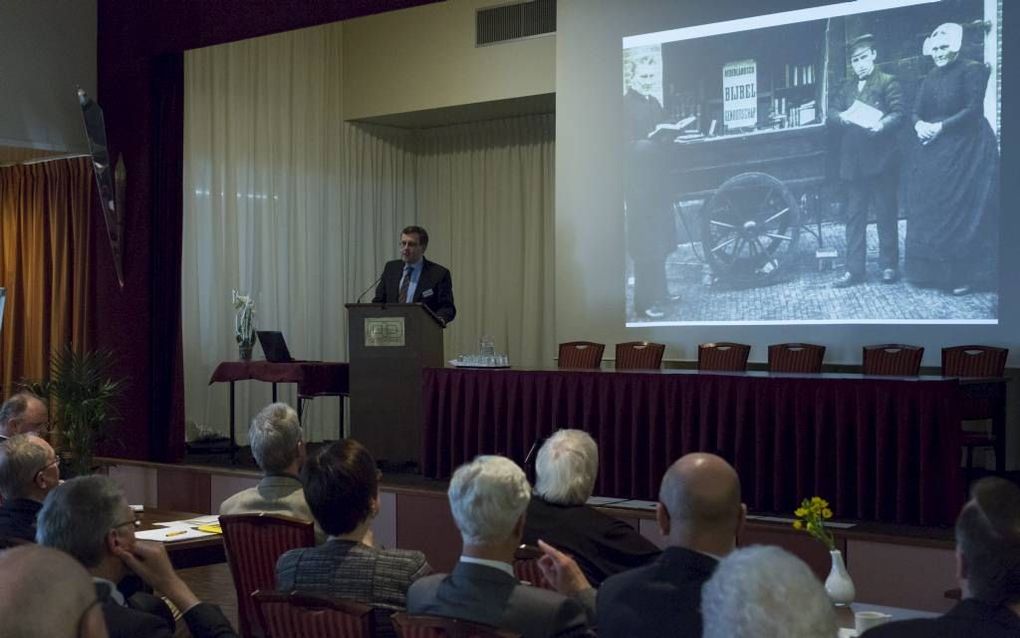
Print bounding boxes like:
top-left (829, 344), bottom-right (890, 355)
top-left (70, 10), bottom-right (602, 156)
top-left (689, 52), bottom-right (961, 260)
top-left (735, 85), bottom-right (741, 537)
top-left (952, 284), bottom-right (972, 296)
top-left (881, 268), bottom-right (898, 284)
top-left (832, 272), bottom-right (862, 289)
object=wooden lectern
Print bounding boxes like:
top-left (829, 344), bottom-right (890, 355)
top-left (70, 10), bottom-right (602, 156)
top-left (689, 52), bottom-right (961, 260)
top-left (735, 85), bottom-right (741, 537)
top-left (345, 302), bottom-right (445, 467)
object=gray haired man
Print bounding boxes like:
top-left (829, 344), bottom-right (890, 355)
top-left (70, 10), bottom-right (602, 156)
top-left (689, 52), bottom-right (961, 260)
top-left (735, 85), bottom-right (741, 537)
top-left (0, 391), bottom-right (49, 440)
top-left (0, 434), bottom-right (61, 541)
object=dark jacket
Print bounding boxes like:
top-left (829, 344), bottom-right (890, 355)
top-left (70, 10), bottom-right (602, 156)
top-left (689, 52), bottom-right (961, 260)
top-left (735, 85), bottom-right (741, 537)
top-left (372, 258), bottom-right (456, 325)
top-left (97, 580), bottom-right (237, 638)
top-left (829, 68), bottom-right (904, 180)
top-left (863, 599), bottom-right (1020, 638)
top-left (0, 497), bottom-right (42, 542)
top-left (597, 546), bottom-right (718, 638)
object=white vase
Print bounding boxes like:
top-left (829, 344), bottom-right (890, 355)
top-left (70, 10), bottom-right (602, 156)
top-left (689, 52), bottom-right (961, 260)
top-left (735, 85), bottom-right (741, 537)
top-left (825, 549), bottom-right (855, 606)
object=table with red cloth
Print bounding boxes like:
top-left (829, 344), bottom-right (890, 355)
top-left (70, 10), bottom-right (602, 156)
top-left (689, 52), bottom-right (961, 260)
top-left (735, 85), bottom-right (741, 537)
top-left (421, 367), bottom-right (970, 526)
top-left (209, 361), bottom-right (349, 459)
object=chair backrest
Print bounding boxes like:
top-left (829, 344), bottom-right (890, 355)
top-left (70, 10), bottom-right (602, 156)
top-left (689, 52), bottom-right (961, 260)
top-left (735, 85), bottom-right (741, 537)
top-left (557, 342), bottom-right (605, 369)
top-left (512, 545), bottom-right (553, 590)
top-left (697, 342), bottom-right (751, 372)
top-left (941, 345), bottom-right (1008, 378)
top-left (862, 344), bottom-right (924, 376)
top-left (220, 514), bottom-right (317, 638)
top-left (391, 613), bottom-right (520, 638)
top-left (767, 343), bottom-right (825, 373)
top-left (615, 341), bottom-right (665, 370)
top-left (253, 590), bottom-right (374, 638)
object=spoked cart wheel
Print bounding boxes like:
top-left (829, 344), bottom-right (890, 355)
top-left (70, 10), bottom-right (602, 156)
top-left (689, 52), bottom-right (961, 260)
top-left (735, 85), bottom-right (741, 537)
top-left (699, 171), bottom-right (800, 283)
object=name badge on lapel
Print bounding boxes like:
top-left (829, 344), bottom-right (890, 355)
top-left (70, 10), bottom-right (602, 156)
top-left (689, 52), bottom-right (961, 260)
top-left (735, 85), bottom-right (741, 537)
top-left (422, 289), bottom-right (434, 298)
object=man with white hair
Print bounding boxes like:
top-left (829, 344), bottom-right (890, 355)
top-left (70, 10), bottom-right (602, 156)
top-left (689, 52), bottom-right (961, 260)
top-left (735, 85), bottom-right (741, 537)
top-left (522, 429), bottom-right (660, 585)
top-left (0, 391), bottom-right (49, 440)
top-left (701, 545), bottom-right (836, 638)
top-left (407, 455), bottom-right (596, 637)
top-left (0, 433), bottom-right (62, 541)
top-left (219, 402), bottom-right (324, 543)
top-left (597, 452), bottom-right (745, 637)
top-left (0, 544), bottom-right (109, 637)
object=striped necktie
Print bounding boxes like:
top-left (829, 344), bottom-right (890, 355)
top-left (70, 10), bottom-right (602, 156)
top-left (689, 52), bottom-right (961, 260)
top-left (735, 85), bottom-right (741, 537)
top-left (398, 265), bottom-right (412, 303)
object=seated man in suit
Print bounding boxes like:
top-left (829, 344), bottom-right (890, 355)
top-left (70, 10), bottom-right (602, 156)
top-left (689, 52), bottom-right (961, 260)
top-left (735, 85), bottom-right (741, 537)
top-left (864, 477), bottom-right (1020, 638)
top-left (37, 475), bottom-right (237, 638)
top-left (0, 434), bottom-right (62, 542)
top-left (219, 402), bottom-right (325, 543)
top-left (407, 455), bottom-right (596, 638)
top-left (522, 429), bottom-right (660, 585)
top-left (372, 225), bottom-right (456, 325)
top-left (702, 546), bottom-right (836, 638)
top-left (0, 544), bottom-right (109, 638)
top-left (597, 452), bottom-right (745, 637)
top-left (0, 391), bottom-right (49, 440)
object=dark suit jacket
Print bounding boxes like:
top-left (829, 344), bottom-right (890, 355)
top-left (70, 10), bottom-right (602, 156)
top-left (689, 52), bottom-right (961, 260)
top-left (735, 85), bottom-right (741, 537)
top-left (829, 69), bottom-right (904, 180)
top-left (97, 581), bottom-right (237, 638)
top-left (372, 258), bottom-right (456, 324)
top-left (863, 599), bottom-right (1020, 638)
top-left (0, 497), bottom-right (42, 542)
top-left (407, 561), bottom-right (595, 638)
top-left (596, 546), bottom-right (717, 638)
top-left (521, 496), bottom-right (661, 586)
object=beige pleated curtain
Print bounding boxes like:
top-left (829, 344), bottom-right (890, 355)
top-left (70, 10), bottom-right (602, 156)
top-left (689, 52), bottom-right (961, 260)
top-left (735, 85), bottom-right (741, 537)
top-left (183, 23), bottom-right (554, 442)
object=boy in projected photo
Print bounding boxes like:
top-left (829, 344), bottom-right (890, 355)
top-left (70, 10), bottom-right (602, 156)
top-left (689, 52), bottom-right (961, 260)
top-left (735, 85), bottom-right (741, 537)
top-left (624, 55), bottom-right (679, 319)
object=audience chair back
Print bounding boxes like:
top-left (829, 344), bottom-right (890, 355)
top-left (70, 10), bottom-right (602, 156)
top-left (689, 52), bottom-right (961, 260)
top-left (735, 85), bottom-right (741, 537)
top-left (220, 514), bottom-right (316, 638)
top-left (253, 590), bottom-right (374, 638)
top-left (767, 343), bottom-right (826, 373)
top-left (862, 344), bottom-right (924, 376)
top-left (615, 342), bottom-right (666, 370)
top-left (512, 545), bottom-right (553, 590)
top-left (697, 342), bottom-right (751, 372)
top-left (557, 342), bottom-right (605, 369)
top-left (391, 613), bottom-right (520, 638)
top-left (942, 345), bottom-right (1010, 474)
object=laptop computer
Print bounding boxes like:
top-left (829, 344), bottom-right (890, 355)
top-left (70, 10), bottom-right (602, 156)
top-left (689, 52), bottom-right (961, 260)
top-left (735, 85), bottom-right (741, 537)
top-left (257, 331), bottom-right (294, 363)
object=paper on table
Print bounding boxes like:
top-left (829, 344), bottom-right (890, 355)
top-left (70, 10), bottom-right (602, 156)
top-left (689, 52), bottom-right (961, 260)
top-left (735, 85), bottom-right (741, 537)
top-left (841, 100), bottom-right (884, 129)
top-left (838, 629), bottom-right (858, 638)
top-left (135, 525), bottom-right (215, 542)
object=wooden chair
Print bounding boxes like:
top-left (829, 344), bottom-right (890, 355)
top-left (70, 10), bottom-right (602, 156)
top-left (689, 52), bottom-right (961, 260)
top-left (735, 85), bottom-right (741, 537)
top-left (861, 344), bottom-right (924, 376)
top-left (512, 545), bottom-right (553, 590)
top-left (391, 613), bottom-right (520, 638)
top-left (557, 342), bottom-right (605, 369)
top-left (767, 343), bottom-right (825, 373)
top-left (220, 514), bottom-right (317, 638)
top-left (697, 342), bottom-right (750, 372)
top-left (615, 341), bottom-right (665, 370)
top-left (942, 345), bottom-right (1009, 473)
top-left (252, 590), bottom-right (374, 638)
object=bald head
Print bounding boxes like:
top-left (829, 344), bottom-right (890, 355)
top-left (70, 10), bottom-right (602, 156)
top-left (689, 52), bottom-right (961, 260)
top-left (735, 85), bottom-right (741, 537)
top-left (658, 453), bottom-right (744, 552)
top-left (0, 545), bottom-right (108, 638)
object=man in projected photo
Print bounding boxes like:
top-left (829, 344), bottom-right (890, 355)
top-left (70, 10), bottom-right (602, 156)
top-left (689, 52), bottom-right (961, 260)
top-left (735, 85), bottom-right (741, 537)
top-left (624, 55), bottom-right (679, 319)
top-left (829, 34), bottom-right (904, 289)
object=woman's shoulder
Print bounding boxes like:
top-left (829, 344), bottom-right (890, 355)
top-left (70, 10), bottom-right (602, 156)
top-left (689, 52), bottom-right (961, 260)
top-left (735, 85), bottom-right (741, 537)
top-left (375, 546), bottom-right (428, 566)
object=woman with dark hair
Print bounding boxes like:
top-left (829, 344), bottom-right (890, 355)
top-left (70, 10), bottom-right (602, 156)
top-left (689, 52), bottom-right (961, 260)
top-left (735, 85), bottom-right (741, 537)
top-left (276, 439), bottom-right (430, 636)
top-left (905, 22), bottom-right (999, 295)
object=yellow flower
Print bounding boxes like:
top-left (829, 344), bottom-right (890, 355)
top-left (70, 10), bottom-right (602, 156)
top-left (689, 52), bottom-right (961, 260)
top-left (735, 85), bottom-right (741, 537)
top-left (823, 508), bottom-right (833, 519)
top-left (795, 507), bottom-right (808, 518)
top-left (793, 520), bottom-right (803, 530)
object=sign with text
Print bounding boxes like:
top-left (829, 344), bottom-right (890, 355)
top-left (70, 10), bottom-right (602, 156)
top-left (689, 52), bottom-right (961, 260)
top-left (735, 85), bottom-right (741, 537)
top-left (364, 317), bottom-right (405, 347)
top-left (723, 59), bottom-right (757, 129)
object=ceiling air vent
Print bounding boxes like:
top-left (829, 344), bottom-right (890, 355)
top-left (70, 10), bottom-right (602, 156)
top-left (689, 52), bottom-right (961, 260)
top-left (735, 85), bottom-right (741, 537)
top-left (476, 0), bottom-right (556, 47)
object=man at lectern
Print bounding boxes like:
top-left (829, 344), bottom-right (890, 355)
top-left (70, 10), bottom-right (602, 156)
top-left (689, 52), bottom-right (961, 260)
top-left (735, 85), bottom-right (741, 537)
top-left (373, 225), bottom-right (456, 325)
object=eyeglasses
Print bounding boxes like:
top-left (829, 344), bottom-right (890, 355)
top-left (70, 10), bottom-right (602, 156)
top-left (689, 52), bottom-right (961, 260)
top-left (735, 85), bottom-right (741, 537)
top-left (112, 514), bottom-right (142, 531)
top-left (34, 456), bottom-right (60, 478)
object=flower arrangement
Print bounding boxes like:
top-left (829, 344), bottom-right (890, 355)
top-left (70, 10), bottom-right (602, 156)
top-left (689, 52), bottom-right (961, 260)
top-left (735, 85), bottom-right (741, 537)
top-left (793, 496), bottom-right (836, 550)
top-left (232, 290), bottom-right (256, 347)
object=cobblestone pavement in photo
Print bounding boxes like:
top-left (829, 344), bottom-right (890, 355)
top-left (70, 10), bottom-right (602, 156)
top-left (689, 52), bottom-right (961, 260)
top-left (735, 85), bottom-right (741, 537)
top-left (627, 220), bottom-right (998, 323)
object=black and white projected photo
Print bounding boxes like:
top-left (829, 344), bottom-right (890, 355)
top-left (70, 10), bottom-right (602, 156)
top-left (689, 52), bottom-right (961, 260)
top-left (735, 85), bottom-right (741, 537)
top-left (622, 0), bottom-right (1002, 326)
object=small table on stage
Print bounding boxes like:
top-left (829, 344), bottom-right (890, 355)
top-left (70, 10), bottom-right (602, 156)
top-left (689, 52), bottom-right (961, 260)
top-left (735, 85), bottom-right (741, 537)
top-left (209, 361), bottom-right (350, 460)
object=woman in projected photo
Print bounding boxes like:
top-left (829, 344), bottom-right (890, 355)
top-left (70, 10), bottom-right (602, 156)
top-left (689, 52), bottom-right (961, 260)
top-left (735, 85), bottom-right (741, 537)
top-left (905, 22), bottom-right (999, 296)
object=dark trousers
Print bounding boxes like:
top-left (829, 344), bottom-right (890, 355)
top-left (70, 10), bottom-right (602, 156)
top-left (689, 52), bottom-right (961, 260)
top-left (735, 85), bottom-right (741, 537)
top-left (845, 172), bottom-right (899, 277)
top-left (633, 257), bottom-right (667, 313)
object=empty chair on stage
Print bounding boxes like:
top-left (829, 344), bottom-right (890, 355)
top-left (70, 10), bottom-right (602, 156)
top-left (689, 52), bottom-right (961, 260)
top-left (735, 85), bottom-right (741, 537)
top-left (862, 344), bottom-right (924, 376)
top-left (767, 343), bottom-right (825, 373)
top-left (942, 345), bottom-right (1009, 474)
top-left (697, 343), bottom-right (750, 372)
top-left (615, 341), bottom-right (665, 370)
top-left (558, 341), bottom-right (605, 369)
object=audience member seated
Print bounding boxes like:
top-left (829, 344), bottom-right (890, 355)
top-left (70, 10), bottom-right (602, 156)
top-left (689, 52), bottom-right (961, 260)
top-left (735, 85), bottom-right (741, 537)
top-left (597, 452), bottom-right (745, 637)
top-left (0, 434), bottom-right (61, 541)
top-left (37, 475), bottom-right (237, 638)
top-left (0, 544), bottom-right (109, 638)
top-left (0, 391), bottom-right (49, 440)
top-left (276, 439), bottom-right (430, 637)
top-left (219, 401), bottom-right (325, 543)
top-left (522, 429), bottom-right (660, 586)
top-left (701, 545), bottom-right (836, 638)
top-left (864, 477), bottom-right (1020, 638)
top-left (408, 455), bottom-right (597, 638)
